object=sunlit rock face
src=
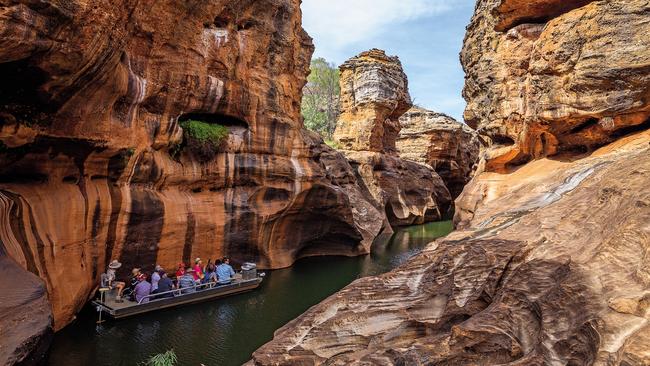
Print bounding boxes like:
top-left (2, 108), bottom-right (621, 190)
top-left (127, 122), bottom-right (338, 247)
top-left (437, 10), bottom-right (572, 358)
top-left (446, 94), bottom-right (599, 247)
top-left (0, 0), bottom-right (384, 336)
top-left (398, 106), bottom-right (482, 199)
top-left (251, 130), bottom-right (650, 366)
top-left (333, 50), bottom-right (452, 226)
top-left (333, 49), bottom-right (412, 154)
top-left (462, 0), bottom-right (650, 172)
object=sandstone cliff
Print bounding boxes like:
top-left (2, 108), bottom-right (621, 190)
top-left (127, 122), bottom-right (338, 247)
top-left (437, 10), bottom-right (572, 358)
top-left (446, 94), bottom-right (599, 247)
top-left (252, 1), bottom-right (650, 365)
top-left (462, 0), bottom-right (650, 172)
top-left (397, 106), bottom-right (481, 199)
top-left (0, 0), bottom-right (387, 343)
top-left (333, 50), bottom-right (452, 226)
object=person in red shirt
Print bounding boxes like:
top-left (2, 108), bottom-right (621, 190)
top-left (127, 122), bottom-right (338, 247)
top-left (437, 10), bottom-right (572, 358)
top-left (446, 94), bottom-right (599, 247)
top-left (175, 263), bottom-right (185, 286)
top-left (193, 258), bottom-right (205, 282)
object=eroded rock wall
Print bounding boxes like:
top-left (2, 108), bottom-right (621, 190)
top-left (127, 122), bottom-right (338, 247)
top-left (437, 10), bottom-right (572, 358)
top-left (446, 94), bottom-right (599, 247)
top-left (0, 0), bottom-right (383, 335)
top-left (333, 50), bottom-right (452, 226)
top-left (462, 0), bottom-right (650, 172)
top-left (397, 106), bottom-right (482, 199)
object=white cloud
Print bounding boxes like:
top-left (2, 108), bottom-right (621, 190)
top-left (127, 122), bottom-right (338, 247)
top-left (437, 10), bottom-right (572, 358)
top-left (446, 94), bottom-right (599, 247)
top-left (301, 0), bottom-right (459, 62)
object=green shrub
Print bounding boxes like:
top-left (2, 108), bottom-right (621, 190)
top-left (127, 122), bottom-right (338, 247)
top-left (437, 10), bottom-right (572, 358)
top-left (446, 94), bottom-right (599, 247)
top-left (177, 120), bottom-right (229, 162)
top-left (141, 350), bottom-right (177, 366)
top-left (324, 139), bottom-right (341, 150)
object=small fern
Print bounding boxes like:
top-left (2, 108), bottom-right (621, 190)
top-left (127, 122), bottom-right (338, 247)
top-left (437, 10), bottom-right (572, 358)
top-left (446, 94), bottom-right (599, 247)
top-left (141, 350), bottom-right (178, 366)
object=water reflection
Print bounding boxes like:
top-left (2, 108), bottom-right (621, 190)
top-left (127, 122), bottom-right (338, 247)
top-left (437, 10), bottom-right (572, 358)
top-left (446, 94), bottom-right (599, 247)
top-left (47, 221), bottom-right (452, 366)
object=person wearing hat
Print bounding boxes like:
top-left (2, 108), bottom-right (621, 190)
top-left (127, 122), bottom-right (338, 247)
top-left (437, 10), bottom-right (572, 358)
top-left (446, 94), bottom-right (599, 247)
top-left (103, 260), bottom-right (126, 300)
top-left (134, 273), bottom-right (152, 304)
top-left (178, 267), bottom-right (197, 294)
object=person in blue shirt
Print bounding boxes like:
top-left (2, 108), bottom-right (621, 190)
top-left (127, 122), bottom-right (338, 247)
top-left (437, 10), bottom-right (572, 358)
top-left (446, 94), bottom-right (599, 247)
top-left (216, 257), bottom-right (236, 284)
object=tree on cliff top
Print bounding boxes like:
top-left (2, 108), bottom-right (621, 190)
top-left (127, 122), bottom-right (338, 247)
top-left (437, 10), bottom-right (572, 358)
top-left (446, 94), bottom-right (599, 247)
top-left (302, 58), bottom-right (340, 141)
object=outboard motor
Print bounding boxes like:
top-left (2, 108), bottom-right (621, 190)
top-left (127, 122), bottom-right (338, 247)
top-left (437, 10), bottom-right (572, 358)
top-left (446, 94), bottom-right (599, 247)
top-left (241, 262), bottom-right (257, 280)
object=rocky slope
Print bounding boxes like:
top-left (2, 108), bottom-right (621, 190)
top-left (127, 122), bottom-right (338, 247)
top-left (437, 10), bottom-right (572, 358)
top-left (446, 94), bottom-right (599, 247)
top-left (397, 106), bottom-right (482, 199)
top-left (0, 0), bottom-right (392, 343)
top-left (252, 1), bottom-right (650, 365)
top-left (333, 50), bottom-right (452, 226)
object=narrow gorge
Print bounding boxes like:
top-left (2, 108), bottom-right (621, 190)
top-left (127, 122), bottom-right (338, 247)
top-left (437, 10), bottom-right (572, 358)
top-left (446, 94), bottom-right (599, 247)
top-left (1, 0), bottom-right (648, 365)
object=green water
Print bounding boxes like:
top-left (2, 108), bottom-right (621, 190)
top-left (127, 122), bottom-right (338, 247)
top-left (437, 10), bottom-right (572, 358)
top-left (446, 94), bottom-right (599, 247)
top-left (46, 221), bottom-right (453, 366)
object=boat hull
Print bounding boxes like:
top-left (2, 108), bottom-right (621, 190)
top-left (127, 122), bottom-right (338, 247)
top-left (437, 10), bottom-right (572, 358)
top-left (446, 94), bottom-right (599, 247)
top-left (92, 278), bottom-right (263, 319)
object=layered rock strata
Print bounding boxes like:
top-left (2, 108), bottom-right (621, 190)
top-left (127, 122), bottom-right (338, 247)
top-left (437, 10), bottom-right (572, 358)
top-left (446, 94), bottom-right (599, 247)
top-left (462, 0), bottom-right (650, 172)
top-left (397, 106), bottom-right (482, 199)
top-left (333, 50), bottom-right (452, 225)
top-left (252, 129), bottom-right (650, 366)
top-left (0, 0), bottom-right (382, 340)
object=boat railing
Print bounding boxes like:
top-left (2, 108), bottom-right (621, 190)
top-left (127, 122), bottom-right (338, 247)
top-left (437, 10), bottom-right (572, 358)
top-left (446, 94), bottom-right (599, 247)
top-left (135, 278), bottom-right (247, 305)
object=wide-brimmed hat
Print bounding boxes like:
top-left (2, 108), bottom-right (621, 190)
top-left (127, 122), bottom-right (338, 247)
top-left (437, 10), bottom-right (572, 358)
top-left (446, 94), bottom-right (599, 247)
top-left (131, 268), bottom-right (141, 275)
top-left (195, 257), bottom-right (202, 264)
top-left (108, 260), bottom-right (122, 269)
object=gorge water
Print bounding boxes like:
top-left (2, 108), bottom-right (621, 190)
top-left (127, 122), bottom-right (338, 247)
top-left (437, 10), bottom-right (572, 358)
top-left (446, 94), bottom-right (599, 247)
top-left (46, 221), bottom-right (453, 366)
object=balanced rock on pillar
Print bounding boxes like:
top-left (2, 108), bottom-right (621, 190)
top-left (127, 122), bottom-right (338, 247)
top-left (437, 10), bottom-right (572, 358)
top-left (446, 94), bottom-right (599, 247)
top-left (333, 50), bottom-right (451, 226)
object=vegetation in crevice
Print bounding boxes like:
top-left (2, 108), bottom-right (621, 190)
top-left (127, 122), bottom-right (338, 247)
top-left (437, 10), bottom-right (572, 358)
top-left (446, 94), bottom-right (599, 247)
top-left (170, 119), bottom-right (229, 163)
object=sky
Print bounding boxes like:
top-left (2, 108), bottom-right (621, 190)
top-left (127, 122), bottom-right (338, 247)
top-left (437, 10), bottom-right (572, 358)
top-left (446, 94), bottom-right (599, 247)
top-left (301, 0), bottom-right (477, 121)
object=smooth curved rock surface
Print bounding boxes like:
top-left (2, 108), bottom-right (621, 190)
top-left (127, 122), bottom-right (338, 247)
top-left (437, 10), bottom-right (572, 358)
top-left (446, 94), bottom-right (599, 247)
top-left (0, 0), bottom-right (387, 336)
top-left (251, 131), bottom-right (650, 366)
top-left (398, 106), bottom-right (482, 199)
top-left (462, 0), bottom-right (650, 172)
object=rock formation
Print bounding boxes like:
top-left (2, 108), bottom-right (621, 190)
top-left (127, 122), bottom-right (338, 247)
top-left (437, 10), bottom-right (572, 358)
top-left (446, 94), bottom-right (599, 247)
top-left (0, 0), bottom-right (386, 347)
top-left (397, 106), bottom-right (482, 199)
top-left (462, 0), bottom-right (650, 172)
top-left (333, 50), bottom-right (452, 226)
top-left (252, 1), bottom-right (650, 365)
top-left (333, 49), bottom-right (411, 154)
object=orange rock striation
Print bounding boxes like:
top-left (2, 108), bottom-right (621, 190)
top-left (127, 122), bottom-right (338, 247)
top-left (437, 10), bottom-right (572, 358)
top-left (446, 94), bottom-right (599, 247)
top-left (0, 0), bottom-right (391, 355)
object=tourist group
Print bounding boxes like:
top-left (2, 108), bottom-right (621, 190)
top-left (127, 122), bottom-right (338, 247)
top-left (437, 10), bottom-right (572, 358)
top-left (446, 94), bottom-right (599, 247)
top-left (101, 257), bottom-right (237, 304)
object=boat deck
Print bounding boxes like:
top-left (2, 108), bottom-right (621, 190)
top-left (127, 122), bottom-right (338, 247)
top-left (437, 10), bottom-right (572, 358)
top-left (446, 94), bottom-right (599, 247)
top-left (93, 274), bottom-right (262, 319)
